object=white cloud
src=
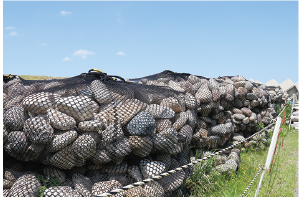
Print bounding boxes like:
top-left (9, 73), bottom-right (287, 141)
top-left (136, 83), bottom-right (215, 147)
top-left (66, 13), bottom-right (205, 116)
top-left (5, 26), bottom-right (15, 30)
top-left (73, 49), bottom-right (95, 59)
top-left (61, 11), bottom-right (71, 16)
top-left (39, 43), bottom-right (47, 46)
top-left (62, 57), bottom-right (72, 61)
top-left (9, 32), bottom-right (17, 36)
top-left (116, 51), bottom-right (126, 55)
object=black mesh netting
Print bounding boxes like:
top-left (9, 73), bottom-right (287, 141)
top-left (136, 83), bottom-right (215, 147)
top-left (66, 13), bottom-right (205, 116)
top-left (3, 69), bottom-right (287, 197)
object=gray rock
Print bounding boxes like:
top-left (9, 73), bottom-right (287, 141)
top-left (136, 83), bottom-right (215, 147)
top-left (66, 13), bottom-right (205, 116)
top-left (195, 84), bottom-right (212, 104)
top-left (23, 116), bottom-right (54, 144)
top-left (72, 134), bottom-right (97, 159)
top-left (129, 136), bottom-right (153, 157)
top-left (44, 186), bottom-right (81, 197)
top-left (158, 158), bottom-right (185, 192)
top-left (46, 130), bottom-right (78, 152)
top-left (102, 162), bottom-right (128, 174)
top-left (144, 181), bottom-right (164, 197)
top-left (185, 92), bottom-right (197, 109)
top-left (56, 95), bottom-right (95, 122)
top-left (246, 93), bottom-right (258, 100)
top-left (50, 146), bottom-right (77, 169)
top-left (160, 97), bottom-right (183, 113)
top-left (106, 98), bottom-right (147, 125)
top-left (91, 149), bottom-right (112, 165)
top-left (8, 174), bottom-right (41, 197)
top-left (106, 138), bottom-right (132, 158)
top-left (211, 124), bottom-right (227, 136)
top-left (173, 111), bottom-right (188, 131)
top-left (4, 95), bottom-right (25, 110)
top-left (178, 124), bottom-right (193, 147)
top-left (92, 180), bottom-right (125, 197)
top-left (78, 120), bottom-right (103, 132)
top-left (91, 80), bottom-right (114, 105)
top-left (23, 143), bottom-right (45, 161)
top-left (156, 118), bottom-right (172, 133)
top-left (245, 81), bottom-right (254, 90)
top-left (5, 131), bottom-right (29, 157)
top-left (140, 159), bottom-right (165, 178)
top-left (127, 165), bottom-right (143, 182)
top-left (72, 173), bottom-right (93, 197)
top-left (153, 134), bottom-right (182, 154)
top-left (3, 105), bottom-right (26, 131)
top-left (22, 92), bottom-right (59, 114)
top-left (127, 111), bottom-right (156, 136)
top-left (145, 104), bottom-right (175, 119)
top-left (47, 109), bottom-right (76, 130)
top-left (233, 114), bottom-right (246, 121)
top-left (125, 185), bottom-right (146, 197)
top-left (102, 123), bottom-right (124, 144)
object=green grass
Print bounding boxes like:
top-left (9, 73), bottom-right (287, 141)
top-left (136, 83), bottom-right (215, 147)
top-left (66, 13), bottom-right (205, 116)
top-left (187, 125), bottom-right (298, 197)
top-left (254, 125), bottom-right (298, 197)
top-left (36, 175), bottom-right (61, 197)
top-left (4, 74), bottom-right (67, 80)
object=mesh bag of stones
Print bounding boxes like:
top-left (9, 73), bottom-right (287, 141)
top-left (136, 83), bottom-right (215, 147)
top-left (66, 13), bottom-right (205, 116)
top-left (3, 71), bottom-right (286, 197)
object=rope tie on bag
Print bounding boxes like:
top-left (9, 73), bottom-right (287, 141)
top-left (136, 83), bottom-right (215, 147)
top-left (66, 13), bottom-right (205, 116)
top-left (3, 74), bottom-right (17, 83)
top-left (82, 69), bottom-right (126, 82)
top-left (97, 122), bottom-right (275, 197)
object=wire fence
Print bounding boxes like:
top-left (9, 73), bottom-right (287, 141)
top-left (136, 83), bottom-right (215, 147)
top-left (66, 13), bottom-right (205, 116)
top-left (97, 122), bottom-right (275, 197)
top-left (241, 165), bottom-right (263, 197)
top-left (98, 101), bottom-right (290, 197)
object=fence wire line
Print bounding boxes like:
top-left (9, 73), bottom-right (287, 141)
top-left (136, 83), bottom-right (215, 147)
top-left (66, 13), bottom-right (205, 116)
top-left (242, 103), bottom-right (288, 197)
top-left (96, 122), bottom-right (275, 197)
top-left (241, 165), bottom-right (263, 197)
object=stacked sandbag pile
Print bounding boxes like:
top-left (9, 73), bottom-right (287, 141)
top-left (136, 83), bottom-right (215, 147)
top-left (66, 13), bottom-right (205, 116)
top-left (136, 74), bottom-right (286, 146)
top-left (3, 72), bottom-right (286, 197)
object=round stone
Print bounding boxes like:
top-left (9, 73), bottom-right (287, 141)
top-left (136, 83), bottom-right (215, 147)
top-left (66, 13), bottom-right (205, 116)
top-left (145, 104), bottom-right (175, 119)
top-left (8, 174), bottom-right (41, 197)
top-left (72, 134), bottom-right (97, 159)
top-left (129, 136), bottom-right (153, 157)
top-left (23, 116), bottom-right (54, 144)
top-left (144, 181), bottom-right (164, 197)
top-left (22, 92), bottom-right (59, 115)
top-left (46, 130), bottom-right (78, 152)
top-left (3, 105), bottom-right (26, 131)
top-left (140, 159), bottom-right (165, 178)
top-left (195, 84), bottom-right (212, 104)
top-left (127, 111), bottom-right (156, 136)
top-left (91, 149), bottom-right (112, 165)
top-left (72, 173), bottom-right (93, 197)
top-left (44, 186), bottom-right (81, 197)
top-left (47, 109), bottom-right (76, 130)
top-left (106, 138), bottom-right (132, 158)
top-left (92, 180), bottom-right (125, 197)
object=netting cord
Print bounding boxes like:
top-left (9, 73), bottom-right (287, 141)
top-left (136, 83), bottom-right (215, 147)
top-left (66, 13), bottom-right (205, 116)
top-left (96, 122), bottom-right (275, 197)
top-left (87, 69), bottom-right (126, 82)
top-left (241, 165), bottom-right (263, 197)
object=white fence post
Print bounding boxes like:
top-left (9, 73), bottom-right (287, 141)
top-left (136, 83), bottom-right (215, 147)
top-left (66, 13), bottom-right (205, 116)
top-left (255, 117), bottom-right (282, 197)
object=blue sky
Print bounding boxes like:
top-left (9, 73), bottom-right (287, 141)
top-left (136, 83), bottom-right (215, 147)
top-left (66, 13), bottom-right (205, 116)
top-left (3, 1), bottom-right (298, 84)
